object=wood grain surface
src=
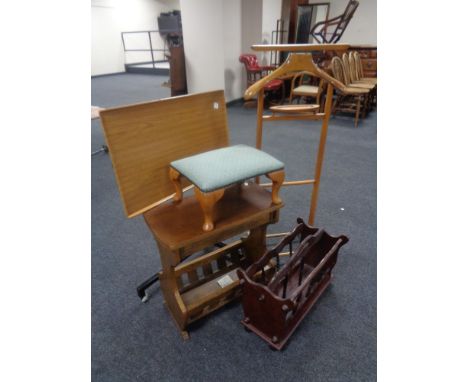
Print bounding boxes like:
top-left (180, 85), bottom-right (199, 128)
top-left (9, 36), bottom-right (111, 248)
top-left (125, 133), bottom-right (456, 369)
top-left (99, 90), bottom-right (229, 218)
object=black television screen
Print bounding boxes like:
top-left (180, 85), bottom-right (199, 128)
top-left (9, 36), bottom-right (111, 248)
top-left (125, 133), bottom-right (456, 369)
top-left (158, 14), bottom-right (181, 35)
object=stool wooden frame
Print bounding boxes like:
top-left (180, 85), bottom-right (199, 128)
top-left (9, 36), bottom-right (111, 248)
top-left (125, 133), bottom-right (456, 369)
top-left (169, 166), bottom-right (285, 232)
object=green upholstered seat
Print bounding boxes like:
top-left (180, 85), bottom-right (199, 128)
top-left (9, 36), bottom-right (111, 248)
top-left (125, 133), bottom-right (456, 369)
top-left (170, 145), bottom-right (284, 193)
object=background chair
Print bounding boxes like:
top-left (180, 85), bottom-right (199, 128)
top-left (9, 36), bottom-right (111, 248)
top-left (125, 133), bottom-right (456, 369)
top-left (353, 51), bottom-right (377, 85)
top-left (347, 52), bottom-right (377, 109)
top-left (330, 56), bottom-right (369, 127)
top-left (310, 0), bottom-right (360, 44)
top-left (342, 53), bottom-right (375, 112)
top-left (289, 72), bottom-right (324, 108)
top-left (347, 53), bottom-right (375, 87)
top-left (352, 51), bottom-right (377, 107)
top-left (239, 54), bottom-right (284, 105)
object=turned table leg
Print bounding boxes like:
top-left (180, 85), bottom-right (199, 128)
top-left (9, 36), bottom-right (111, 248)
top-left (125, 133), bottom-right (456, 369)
top-left (194, 187), bottom-right (225, 231)
top-left (266, 170), bottom-right (285, 204)
top-left (169, 167), bottom-right (183, 202)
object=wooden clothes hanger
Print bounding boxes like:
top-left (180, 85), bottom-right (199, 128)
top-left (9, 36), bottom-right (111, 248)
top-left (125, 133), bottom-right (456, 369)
top-left (243, 51), bottom-right (345, 227)
top-left (244, 53), bottom-right (349, 99)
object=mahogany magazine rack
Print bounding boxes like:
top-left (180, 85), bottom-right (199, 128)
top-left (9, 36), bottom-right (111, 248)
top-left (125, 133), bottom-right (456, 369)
top-left (237, 218), bottom-right (348, 350)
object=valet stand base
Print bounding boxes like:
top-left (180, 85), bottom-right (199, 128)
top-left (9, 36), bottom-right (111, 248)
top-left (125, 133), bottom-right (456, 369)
top-left (143, 182), bottom-right (283, 340)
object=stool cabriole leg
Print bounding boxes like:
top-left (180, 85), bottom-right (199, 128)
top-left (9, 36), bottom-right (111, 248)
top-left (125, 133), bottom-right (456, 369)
top-left (169, 167), bottom-right (183, 202)
top-left (266, 170), bottom-right (285, 204)
top-left (194, 187), bottom-right (225, 231)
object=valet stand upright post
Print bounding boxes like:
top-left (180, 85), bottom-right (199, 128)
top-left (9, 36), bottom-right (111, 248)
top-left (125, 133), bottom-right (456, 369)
top-left (99, 91), bottom-right (283, 339)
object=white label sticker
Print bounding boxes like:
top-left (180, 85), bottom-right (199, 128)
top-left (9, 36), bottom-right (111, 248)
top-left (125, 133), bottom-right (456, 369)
top-left (213, 102), bottom-right (219, 109)
top-left (217, 274), bottom-right (234, 288)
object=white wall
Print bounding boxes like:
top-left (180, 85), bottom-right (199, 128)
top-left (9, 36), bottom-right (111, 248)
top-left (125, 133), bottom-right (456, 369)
top-left (91, 4), bottom-right (123, 75)
top-left (240, 0), bottom-right (263, 94)
top-left (262, 0), bottom-right (282, 44)
top-left (179, 0), bottom-right (225, 95)
top-left (91, 0), bottom-right (180, 76)
top-left (180, 0), bottom-right (263, 102)
top-left (261, 0), bottom-right (282, 65)
top-left (310, 0), bottom-right (376, 45)
top-left (241, 0), bottom-right (263, 54)
top-left (223, 1), bottom-right (243, 102)
top-left (92, 0), bottom-right (376, 96)
top-left (341, 0), bottom-right (376, 45)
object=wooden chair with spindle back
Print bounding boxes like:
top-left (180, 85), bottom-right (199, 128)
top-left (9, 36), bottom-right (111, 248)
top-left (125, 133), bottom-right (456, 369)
top-left (330, 56), bottom-right (369, 127)
top-left (352, 51), bottom-right (377, 107)
top-left (288, 71), bottom-right (325, 108)
top-left (342, 53), bottom-right (375, 113)
top-left (349, 52), bottom-right (377, 108)
top-left (342, 53), bottom-right (374, 87)
top-left (353, 51), bottom-right (377, 85)
top-left (347, 53), bottom-right (375, 88)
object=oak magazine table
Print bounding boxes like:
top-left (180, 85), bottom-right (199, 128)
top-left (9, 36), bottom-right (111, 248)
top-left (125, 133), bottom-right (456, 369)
top-left (99, 90), bottom-right (284, 339)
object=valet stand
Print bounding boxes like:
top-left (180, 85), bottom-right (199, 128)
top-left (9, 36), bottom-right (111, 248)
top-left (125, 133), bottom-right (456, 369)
top-left (244, 44), bottom-right (350, 245)
top-left (99, 91), bottom-right (283, 340)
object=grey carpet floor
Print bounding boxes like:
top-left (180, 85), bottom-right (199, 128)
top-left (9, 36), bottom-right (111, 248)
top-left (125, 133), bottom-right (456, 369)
top-left (92, 73), bottom-right (376, 382)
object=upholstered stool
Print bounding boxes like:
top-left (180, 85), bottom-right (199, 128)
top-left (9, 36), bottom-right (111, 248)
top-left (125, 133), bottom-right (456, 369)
top-left (169, 144), bottom-right (285, 231)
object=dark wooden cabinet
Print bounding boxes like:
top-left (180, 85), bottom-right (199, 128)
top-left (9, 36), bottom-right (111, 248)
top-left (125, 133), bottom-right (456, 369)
top-left (350, 45), bottom-right (377, 78)
top-left (167, 45), bottom-right (187, 96)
